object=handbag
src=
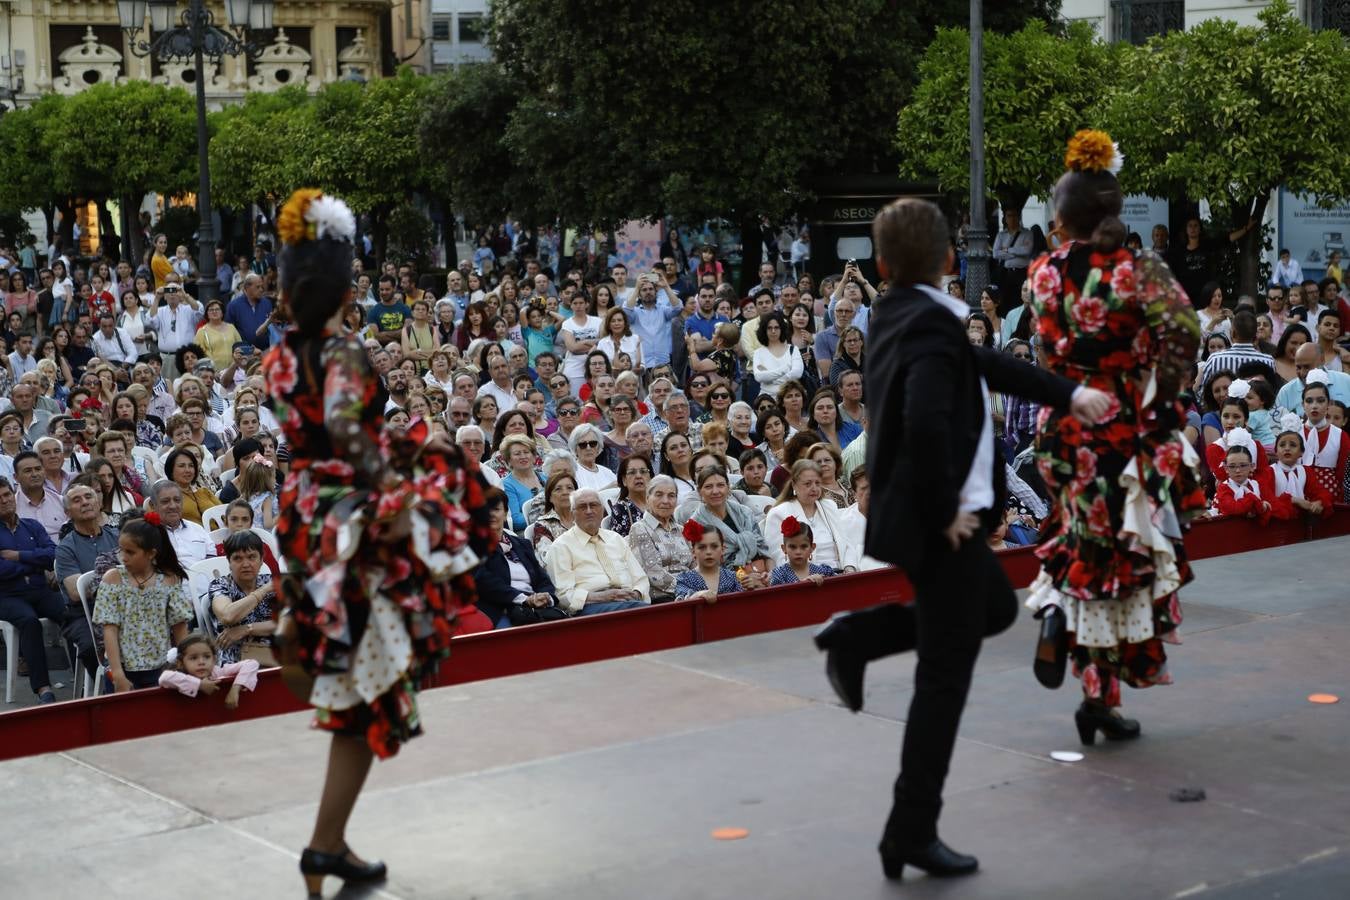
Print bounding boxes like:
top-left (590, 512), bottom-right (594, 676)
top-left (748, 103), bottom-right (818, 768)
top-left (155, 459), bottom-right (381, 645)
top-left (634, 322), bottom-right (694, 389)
top-left (507, 602), bottom-right (569, 625)
top-left (238, 640), bottom-right (277, 667)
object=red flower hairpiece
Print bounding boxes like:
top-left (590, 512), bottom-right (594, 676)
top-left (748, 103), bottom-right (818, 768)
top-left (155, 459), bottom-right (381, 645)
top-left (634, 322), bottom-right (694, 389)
top-left (144, 511), bottom-right (162, 526)
top-left (80, 398), bottom-right (103, 410)
top-left (682, 519), bottom-right (705, 543)
top-left (781, 515), bottom-right (803, 538)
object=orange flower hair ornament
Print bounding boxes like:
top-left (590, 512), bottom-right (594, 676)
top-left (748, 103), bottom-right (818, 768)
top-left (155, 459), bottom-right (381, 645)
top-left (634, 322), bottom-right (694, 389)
top-left (1064, 129), bottom-right (1123, 176)
top-left (276, 188), bottom-right (357, 247)
top-left (682, 519), bottom-right (706, 543)
top-left (780, 515), bottom-right (804, 538)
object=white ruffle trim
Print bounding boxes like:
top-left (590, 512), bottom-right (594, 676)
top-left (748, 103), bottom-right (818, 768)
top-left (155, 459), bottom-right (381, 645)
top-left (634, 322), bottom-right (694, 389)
top-left (1024, 447), bottom-right (1192, 648)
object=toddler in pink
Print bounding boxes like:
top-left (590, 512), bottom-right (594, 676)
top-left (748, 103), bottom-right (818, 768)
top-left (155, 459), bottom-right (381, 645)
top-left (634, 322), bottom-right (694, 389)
top-left (159, 632), bottom-right (261, 709)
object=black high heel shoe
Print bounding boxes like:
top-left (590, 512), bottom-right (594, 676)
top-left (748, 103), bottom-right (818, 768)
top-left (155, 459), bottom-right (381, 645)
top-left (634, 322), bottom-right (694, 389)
top-left (1074, 702), bottom-right (1142, 746)
top-left (813, 614), bottom-right (866, 712)
top-left (300, 845), bottom-right (388, 896)
top-left (878, 837), bottom-right (979, 880)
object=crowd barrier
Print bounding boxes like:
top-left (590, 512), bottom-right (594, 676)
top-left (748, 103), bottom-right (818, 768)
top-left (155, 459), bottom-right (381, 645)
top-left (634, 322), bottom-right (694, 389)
top-left (2, 507), bottom-right (1347, 762)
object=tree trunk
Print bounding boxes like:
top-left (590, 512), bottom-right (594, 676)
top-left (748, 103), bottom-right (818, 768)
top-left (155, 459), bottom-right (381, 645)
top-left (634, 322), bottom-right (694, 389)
top-left (56, 199), bottom-right (76, 247)
top-left (1234, 193), bottom-right (1269, 300)
top-left (95, 198), bottom-right (118, 263)
top-left (371, 203), bottom-right (391, 264)
top-left (41, 205), bottom-right (55, 246)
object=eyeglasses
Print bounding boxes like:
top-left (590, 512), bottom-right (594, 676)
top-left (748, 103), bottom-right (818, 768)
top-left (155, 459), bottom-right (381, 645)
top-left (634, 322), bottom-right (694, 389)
top-left (550, 380), bottom-right (568, 388)
top-left (691, 380), bottom-right (709, 388)
top-left (577, 440), bottom-right (599, 449)
top-left (558, 408), bottom-right (579, 416)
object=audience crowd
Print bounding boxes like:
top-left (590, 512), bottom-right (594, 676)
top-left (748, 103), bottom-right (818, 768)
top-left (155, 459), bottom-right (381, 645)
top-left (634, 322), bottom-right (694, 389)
top-left (1, 221), bottom-right (1347, 707)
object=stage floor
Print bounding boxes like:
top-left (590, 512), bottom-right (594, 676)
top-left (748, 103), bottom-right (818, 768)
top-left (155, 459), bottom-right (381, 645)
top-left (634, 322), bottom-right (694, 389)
top-left (3, 538), bottom-right (1348, 900)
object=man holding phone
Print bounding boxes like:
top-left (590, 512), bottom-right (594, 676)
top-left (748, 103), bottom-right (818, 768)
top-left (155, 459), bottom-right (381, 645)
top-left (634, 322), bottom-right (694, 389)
top-left (151, 275), bottom-right (202, 380)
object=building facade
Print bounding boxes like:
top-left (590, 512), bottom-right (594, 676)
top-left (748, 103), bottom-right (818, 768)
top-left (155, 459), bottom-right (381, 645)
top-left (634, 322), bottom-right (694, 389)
top-left (0, 0), bottom-right (388, 112)
top-left (1061, 0), bottom-right (1350, 39)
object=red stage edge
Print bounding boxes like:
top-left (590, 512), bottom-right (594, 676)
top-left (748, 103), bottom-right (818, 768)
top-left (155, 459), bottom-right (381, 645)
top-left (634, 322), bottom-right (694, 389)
top-left (2, 507), bottom-right (1347, 761)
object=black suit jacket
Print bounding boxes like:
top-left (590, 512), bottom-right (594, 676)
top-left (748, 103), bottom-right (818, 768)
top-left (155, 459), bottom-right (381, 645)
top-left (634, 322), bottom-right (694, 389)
top-left (473, 532), bottom-right (557, 624)
top-left (864, 284), bottom-right (1078, 574)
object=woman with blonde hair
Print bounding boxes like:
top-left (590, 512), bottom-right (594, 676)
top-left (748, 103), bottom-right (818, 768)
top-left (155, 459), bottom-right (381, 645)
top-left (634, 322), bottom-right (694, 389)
top-left (761, 459), bottom-right (859, 572)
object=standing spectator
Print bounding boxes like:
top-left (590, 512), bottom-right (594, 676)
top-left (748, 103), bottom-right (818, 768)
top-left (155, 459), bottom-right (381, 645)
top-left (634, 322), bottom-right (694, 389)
top-left (94, 512), bottom-right (192, 691)
top-left (991, 208), bottom-right (1033, 315)
top-left (0, 476), bottom-right (64, 703)
top-left (752, 311), bottom-right (803, 396)
top-left (1271, 248), bottom-right (1304, 289)
top-left (623, 273), bottom-right (679, 372)
top-left (151, 277), bottom-right (204, 379)
top-left (224, 273), bottom-right (273, 353)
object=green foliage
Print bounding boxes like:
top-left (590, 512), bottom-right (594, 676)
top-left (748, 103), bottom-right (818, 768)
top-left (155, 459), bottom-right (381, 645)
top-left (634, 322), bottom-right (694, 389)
top-left (0, 94), bottom-right (73, 213)
top-left (50, 81), bottom-right (197, 203)
top-left (384, 202), bottom-right (435, 267)
top-left (896, 20), bottom-right (1119, 210)
top-left (157, 205), bottom-right (201, 253)
top-left (1102, 0), bottom-right (1350, 293)
top-left (208, 86), bottom-right (311, 210)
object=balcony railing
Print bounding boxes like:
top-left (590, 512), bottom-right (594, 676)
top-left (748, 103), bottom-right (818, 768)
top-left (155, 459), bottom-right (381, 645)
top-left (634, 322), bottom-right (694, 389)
top-left (1109, 0), bottom-right (1184, 44)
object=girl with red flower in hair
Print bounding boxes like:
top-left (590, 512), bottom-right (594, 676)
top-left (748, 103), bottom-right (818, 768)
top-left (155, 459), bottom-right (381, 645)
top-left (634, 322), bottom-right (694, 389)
top-left (1025, 130), bottom-right (1206, 747)
top-left (769, 516), bottom-right (835, 586)
top-left (262, 189), bottom-right (492, 895)
top-left (674, 519), bottom-right (743, 601)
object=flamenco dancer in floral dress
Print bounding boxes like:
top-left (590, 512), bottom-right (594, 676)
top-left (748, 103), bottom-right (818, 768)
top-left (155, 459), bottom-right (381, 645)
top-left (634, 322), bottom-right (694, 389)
top-left (1025, 132), bottom-right (1206, 745)
top-left (263, 189), bottom-right (490, 895)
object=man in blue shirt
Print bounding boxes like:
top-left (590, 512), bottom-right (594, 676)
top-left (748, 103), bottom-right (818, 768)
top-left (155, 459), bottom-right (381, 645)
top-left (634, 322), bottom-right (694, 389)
top-left (623, 274), bottom-right (680, 370)
top-left (367, 275), bottom-right (412, 343)
top-left (684, 284), bottom-right (727, 354)
top-left (0, 476), bottom-right (64, 704)
top-left (214, 248), bottom-right (233, 297)
top-left (225, 273), bottom-right (273, 351)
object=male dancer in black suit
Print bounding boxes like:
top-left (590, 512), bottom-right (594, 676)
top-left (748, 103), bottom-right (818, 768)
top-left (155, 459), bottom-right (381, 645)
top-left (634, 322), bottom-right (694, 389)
top-left (814, 198), bottom-right (1111, 880)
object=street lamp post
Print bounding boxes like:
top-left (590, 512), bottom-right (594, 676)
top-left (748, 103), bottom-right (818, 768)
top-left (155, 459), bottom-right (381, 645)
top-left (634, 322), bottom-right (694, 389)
top-left (118, 0), bottom-right (274, 305)
top-left (965, 0), bottom-right (991, 310)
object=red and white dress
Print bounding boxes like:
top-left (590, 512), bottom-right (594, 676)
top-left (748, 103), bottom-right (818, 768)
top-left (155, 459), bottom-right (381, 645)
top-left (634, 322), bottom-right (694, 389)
top-left (1205, 433), bottom-right (1270, 483)
top-left (1213, 475), bottom-right (1274, 525)
top-left (1270, 460), bottom-right (1334, 520)
top-left (1302, 422), bottom-right (1349, 500)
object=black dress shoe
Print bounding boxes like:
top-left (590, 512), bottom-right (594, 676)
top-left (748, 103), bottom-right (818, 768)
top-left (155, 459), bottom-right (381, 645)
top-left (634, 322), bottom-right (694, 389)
top-left (878, 837), bottom-right (979, 880)
top-left (813, 614), bottom-right (865, 712)
top-left (1032, 607), bottom-right (1068, 689)
top-left (300, 846), bottom-right (388, 896)
top-left (1074, 702), bottom-right (1142, 746)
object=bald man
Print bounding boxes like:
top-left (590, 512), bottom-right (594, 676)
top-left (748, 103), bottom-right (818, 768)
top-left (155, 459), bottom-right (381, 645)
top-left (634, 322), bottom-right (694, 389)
top-left (1275, 341), bottom-right (1350, 414)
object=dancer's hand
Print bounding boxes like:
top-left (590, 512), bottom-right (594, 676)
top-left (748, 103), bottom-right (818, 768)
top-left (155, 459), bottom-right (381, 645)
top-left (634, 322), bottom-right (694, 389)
top-left (1070, 387), bottom-right (1113, 425)
top-left (943, 510), bottom-right (980, 551)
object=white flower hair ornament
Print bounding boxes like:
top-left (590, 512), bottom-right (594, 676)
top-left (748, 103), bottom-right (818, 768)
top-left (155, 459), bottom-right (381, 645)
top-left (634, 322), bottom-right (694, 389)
top-left (1225, 426), bottom-right (1256, 457)
top-left (166, 646), bottom-right (178, 664)
top-left (1306, 368), bottom-right (1330, 386)
top-left (1226, 378), bottom-right (1251, 400)
top-left (305, 194), bottom-right (357, 244)
top-left (1279, 412), bottom-right (1304, 433)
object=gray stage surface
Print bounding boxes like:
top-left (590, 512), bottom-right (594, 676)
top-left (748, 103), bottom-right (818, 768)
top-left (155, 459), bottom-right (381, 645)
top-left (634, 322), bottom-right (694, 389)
top-left (2, 539), bottom-right (1348, 900)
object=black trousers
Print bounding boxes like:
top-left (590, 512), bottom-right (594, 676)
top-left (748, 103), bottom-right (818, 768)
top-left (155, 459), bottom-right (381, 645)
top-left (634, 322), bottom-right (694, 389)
top-left (0, 586), bottom-right (67, 694)
top-left (848, 529), bottom-right (1017, 845)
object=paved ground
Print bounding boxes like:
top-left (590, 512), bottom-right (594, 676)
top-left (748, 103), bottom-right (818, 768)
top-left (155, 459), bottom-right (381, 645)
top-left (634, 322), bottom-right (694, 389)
top-left (1, 538), bottom-right (1347, 899)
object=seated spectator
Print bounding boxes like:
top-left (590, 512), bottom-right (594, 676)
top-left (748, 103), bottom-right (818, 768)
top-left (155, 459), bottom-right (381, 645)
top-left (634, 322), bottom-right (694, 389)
top-left (625, 420), bottom-right (657, 471)
top-left (600, 396), bottom-right (639, 468)
top-left (769, 431), bottom-right (818, 494)
top-left (687, 465), bottom-right (771, 587)
top-left (55, 478), bottom-right (121, 677)
top-left (698, 422), bottom-right (740, 475)
top-left (659, 430), bottom-right (697, 505)
top-left (212, 499), bottom-right (281, 580)
top-left (499, 434), bottom-right (545, 532)
top-left (625, 475), bottom-right (692, 603)
top-left (756, 409), bottom-right (791, 471)
top-left (476, 489), bottom-right (562, 628)
top-left (808, 442), bottom-right (853, 508)
top-left (606, 454), bottom-right (652, 537)
top-left (207, 530), bottom-right (277, 666)
top-left (528, 470), bottom-right (577, 561)
top-left (809, 388), bottom-right (861, 452)
top-left (0, 476), bottom-right (64, 703)
top-left (485, 409), bottom-right (547, 478)
top-left (237, 459), bottom-right (278, 530)
top-left (836, 466), bottom-right (886, 571)
top-left (769, 517), bottom-right (835, 586)
top-left (164, 447), bottom-right (219, 526)
top-left (95, 429), bottom-right (146, 497)
top-left (544, 488), bottom-right (650, 616)
top-left (568, 422), bottom-right (617, 491)
top-left (735, 448), bottom-right (773, 497)
top-left (147, 480), bottom-right (212, 567)
top-left (762, 460), bottom-right (860, 573)
top-left (727, 401), bottom-right (756, 458)
top-left (94, 513), bottom-right (192, 692)
top-left (216, 437), bottom-right (262, 503)
top-left (674, 520), bottom-right (743, 602)
top-left (521, 451), bottom-right (574, 526)
top-left (455, 425), bottom-right (500, 486)
top-left (87, 455), bottom-right (141, 528)
top-left (34, 436), bottom-right (74, 496)
top-left (13, 450), bottom-right (65, 542)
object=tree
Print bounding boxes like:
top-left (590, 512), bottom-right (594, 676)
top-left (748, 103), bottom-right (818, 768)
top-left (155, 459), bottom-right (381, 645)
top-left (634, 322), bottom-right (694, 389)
top-left (895, 20), bottom-right (1120, 215)
top-left (428, 0), bottom-right (1059, 289)
top-left (49, 81), bottom-right (197, 260)
top-left (0, 94), bottom-right (77, 244)
top-left (208, 86), bottom-right (312, 216)
top-left (1102, 0), bottom-right (1350, 296)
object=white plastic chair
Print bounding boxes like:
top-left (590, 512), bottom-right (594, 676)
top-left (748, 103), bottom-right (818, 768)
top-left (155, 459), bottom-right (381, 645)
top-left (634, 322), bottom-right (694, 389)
top-left (597, 486), bottom-right (621, 507)
top-left (218, 468), bottom-right (236, 485)
top-left (743, 494), bottom-right (775, 517)
top-left (2, 614), bottom-right (65, 704)
top-left (75, 571), bottom-right (105, 700)
top-left (201, 503), bottom-right (230, 532)
top-left (187, 557), bottom-right (230, 641)
top-left (131, 445), bottom-right (163, 483)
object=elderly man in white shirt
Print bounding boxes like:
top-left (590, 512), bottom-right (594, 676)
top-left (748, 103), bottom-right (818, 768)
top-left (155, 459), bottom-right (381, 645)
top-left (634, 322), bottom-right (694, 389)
top-left (91, 312), bottom-right (138, 366)
top-left (476, 354), bottom-right (518, 413)
top-left (456, 425), bottom-right (500, 486)
top-left (148, 480), bottom-right (212, 567)
top-left (545, 489), bottom-right (650, 616)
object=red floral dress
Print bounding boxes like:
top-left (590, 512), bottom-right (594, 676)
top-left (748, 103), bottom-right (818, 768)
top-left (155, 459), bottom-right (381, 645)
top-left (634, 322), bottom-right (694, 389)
top-left (1025, 243), bottom-right (1205, 707)
top-left (263, 330), bottom-right (490, 758)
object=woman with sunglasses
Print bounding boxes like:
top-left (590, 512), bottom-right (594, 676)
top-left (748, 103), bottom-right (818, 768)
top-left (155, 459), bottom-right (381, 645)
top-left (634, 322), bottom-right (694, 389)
top-left (568, 422), bottom-right (617, 491)
top-left (696, 384), bottom-right (735, 427)
top-left (686, 374), bottom-right (712, 419)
